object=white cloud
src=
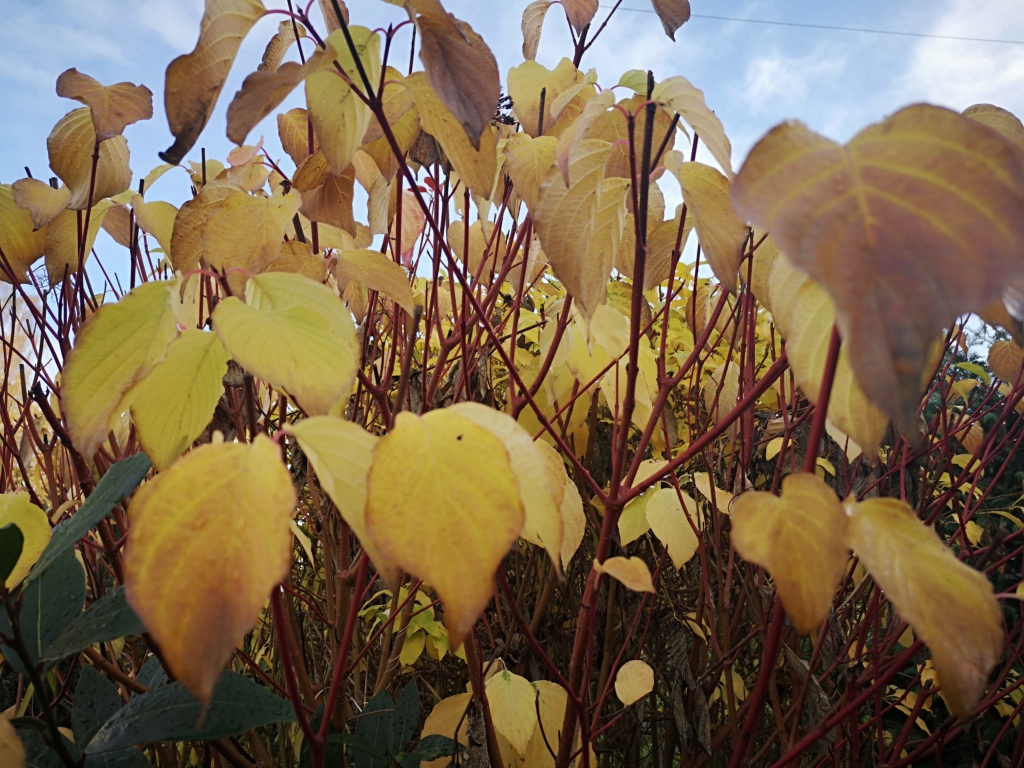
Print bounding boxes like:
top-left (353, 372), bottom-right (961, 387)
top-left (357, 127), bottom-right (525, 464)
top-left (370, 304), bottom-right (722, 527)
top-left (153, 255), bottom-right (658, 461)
top-left (898, 0), bottom-right (1024, 115)
top-left (742, 44), bottom-right (847, 113)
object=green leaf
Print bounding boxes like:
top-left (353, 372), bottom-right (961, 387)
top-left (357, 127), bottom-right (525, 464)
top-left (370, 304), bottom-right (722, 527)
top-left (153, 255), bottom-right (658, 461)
top-left (955, 361), bottom-right (991, 385)
top-left (44, 586), bottom-right (145, 662)
top-left (0, 522), bottom-right (24, 584)
top-left (353, 688), bottom-right (395, 768)
top-left (391, 681), bottom-right (419, 755)
top-left (16, 726), bottom-right (76, 767)
top-left (84, 750), bottom-right (151, 767)
top-left (395, 735), bottom-right (463, 767)
top-left (86, 672), bottom-right (297, 753)
top-left (136, 656), bottom-right (168, 690)
top-left (74, 666), bottom-right (123, 750)
top-left (27, 454), bottom-right (151, 584)
top-left (0, 548), bottom-right (85, 676)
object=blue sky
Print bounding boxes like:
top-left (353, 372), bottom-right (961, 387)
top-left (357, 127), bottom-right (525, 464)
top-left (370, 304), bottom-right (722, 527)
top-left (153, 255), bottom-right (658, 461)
top-left (2, 0), bottom-right (1023, 270)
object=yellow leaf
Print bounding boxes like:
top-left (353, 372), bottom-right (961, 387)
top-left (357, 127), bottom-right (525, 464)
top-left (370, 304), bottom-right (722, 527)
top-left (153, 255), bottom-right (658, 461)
top-left (404, 71), bottom-right (498, 197)
top-left (278, 107), bottom-right (317, 166)
top-left (535, 440), bottom-right (586, 569)
top-left (200, 190), bottom-right (301, 293)
top-left (507, 58), bottom-right (582, 137)
top-left (615, 659), bottom-right (654, 705)
top-left (485, 670), bottom-right (538, 757)
top-left (169, 180), bottom-right (244, 273)
top-left (520, 1), bottom-right (552, 61)
top-left (652, 76), bottom-right (733, 177)
top-left (645, 488), bottom-right (699, 569)
top-left (554, 90), bottom-right (615, 185)
top-left (0, 184), bottom-right (47, 283)
top-left (420, 693), bottom-right (471, 768)
top-left (125, 436), bottom-right (295, 703)
top-left (335, 248), bottom-right (414, 314)
top-left (399, 628), bottom-right (426, 666)
top-left (212, 273), bottom-right (357, 416)
top-left (11, 178), bottom-right (70, 229)
top-left (288, 415), bottom-right (398, 587)
top-left (667, 158), bottom-right (746, 293)
top-left (48, 108), bottom-right (131, 210)
top-left (640, 210), bottom-right (694, 291)
top-left (732, 474), bottom-right (849, 634)
top-left (0, 716), bottom-right (25, 768)
top-left (226, 50), bottom-right (323, 146)
top-left (125, 330), bottom-right (229, 471)
top-left (268, 240), bottom-right (327, 282)
top-left (595, 556), bottom-right (655, 593)
top-left (43, 201), bottom-right (113, 285)
top-left (765, 436), bottom-right (784, 461)
top-left (362, 70), bottom-right (421, 184)
top-left (131, 195), bottom-right (177, 257)
top-left (988, 340), bottom-right (1023, 383)
top-left (366, 409), bottom-right (524, 647)
top-left (0, 493), bottom-right (52, 588)
top-left (619, 494), bottom-right (652, 546)
top-left (963, 103), bottom-right (1024, 156)
top-left (258, 19), bottom-right (308, 72)
top-left (306, 28), bottom-right (380, 176)
top-left (63, 280), bottom-right (179, 461)
top-left (732, 105), bottom-right (1024, 435)
top-left (504, 134), bottom-right (556, 212)
top-left (534, 140), bottom-right (629, 323)
top-left (448, 402), bottom-right (563, 571)
top-left (844, 497), bottom-right (1003, 718)
top-left (160, 0), bottom-right (266, 164)
top-left (768, 251), bottom-right (889, 455)
top-left (448, 219), bottom-right (505, 279)
top-left (55, 68), bottom-right (152, 141)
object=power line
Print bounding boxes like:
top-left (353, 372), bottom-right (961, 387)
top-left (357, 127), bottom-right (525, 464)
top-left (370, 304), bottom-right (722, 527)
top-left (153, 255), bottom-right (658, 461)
top-left (603, 5), bottom-right (1024, 45)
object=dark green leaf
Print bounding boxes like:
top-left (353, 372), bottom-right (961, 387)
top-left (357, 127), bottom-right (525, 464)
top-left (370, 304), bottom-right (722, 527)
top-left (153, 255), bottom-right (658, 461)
top-left (395, 735), bottom-right (462, 767)
top-left (9, 717), bottom-right (48, 733)
top-left (391, 680), bottom-right (419, 755)
top-left (353, 689), bottom-right (395, 768)
top-left (74, 665), bottom-right (123, 749)
top-left (27, 453), bottom-right (150, 584)
top-left (0, 522), bottom-right (24, 584)
top-left (84, 749), bottom-right (151, 767)
top-left (86, 671), bottom-right (297, 753)
top-left (0, 548), bottom-right (85, 675)
top-left (135, 656), bottom-right (168, 690)
top-left (16, 726), bottom-right (77, 768)
top-left (44, 586), bottom-right (145, 662)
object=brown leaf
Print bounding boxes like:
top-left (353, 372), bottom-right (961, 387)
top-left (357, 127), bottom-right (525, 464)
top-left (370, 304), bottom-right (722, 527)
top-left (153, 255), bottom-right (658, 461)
top-left (521, 1), bottom-right (552, 61)
top-left (317, 0), bottom-right (348, 32)
top-left (101, 203), bottom-right (133, 248)
top-left (55, 68), bottom-right (153, 141)
top-left (731, 105), bottom-right (1024, 435)
top-left (845, 497), bottom-right (1003, 718)
top-left (258, 19), bottom-right (307, 72)
top-left (416, 6), bottom-right (500, 150)
top-left (731, 474), bottom-right (849, 634)
top-left (227, 51), bottom-right (323, 146)
top-left (988, 340), bottom-right (1024, 383)
top-left (650, 0), bottom-right (691, 41)
top-left (48, 108), bottom-right (132, 210)
top-left (299, 166), bottom-right (356, 234)
top-left (963, 103), bottom-right (1024, 156)
top-left (562, 0), bottom-right (598, 34)
top-left (160, 0), bottom-right (266, 165)
top-left (12, 178), bottom-right (71, 229)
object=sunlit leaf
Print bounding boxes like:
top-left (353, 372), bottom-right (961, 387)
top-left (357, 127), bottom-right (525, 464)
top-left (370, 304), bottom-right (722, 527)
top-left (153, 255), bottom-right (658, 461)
top-left (11, 178), bottom-right (71, 229)
top-left (43, 200), bottom-right (113, 284)
top-left (168, 180), bottom-right (244, 272)
top-left (0, 494), bottom-right (51, 588)
top-left (652, 76), bottom-right (732, 177)
top-left (125, 436), bottom-right (295, 703)
top-left (0, 184), bottom-right (47, 283)
top-left (160, 0), bottom-right (266, 164)
top-left (48, 108), bottom-right (131, 209)
top-left (288, 415), bottom-right (398, 586)
top-left (732, 474), bottom-right (849, 634)
top-left (844, 497), bottom-right (1003, 718)
top-left (366, 409), bottom-right (524, 647)
top-left (56, 68), bottom-right (153, 141)
top-left (131, 194), bottom-right (177, 257)
top-left (595, 556), bottom-right (655, 593)
top-left (507, 58), bottom-right (583, 138)
top-left (63, 280), bottom-right (179, 461)
top-left (615, 659), bottom-right (654, 705)
top-left (732, 105), bottom-right (1024, 434)
top-left (504, 134), bottom-right (556, 212)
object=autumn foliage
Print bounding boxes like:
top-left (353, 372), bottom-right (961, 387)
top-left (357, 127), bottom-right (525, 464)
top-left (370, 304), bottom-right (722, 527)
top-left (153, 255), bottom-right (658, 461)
top-left (1, 0), bottom-right (1024, 766)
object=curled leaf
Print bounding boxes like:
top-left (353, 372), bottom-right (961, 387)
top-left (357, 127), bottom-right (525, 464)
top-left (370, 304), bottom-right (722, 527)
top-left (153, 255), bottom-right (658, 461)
top-left (56, 68), bottom-right (153, 141)
top-left (160, 0), bottom-right (266, 164)
top-left (227, 51), bottom-right (323, 146)
top-left (521, 1), bottom-right (552, 61)
top-left (48, 108), bottom-right (132, 209)
top-left (0, 184), bottom-right (47, 283)
top-left (12, 178), bottom-right (71, 229)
